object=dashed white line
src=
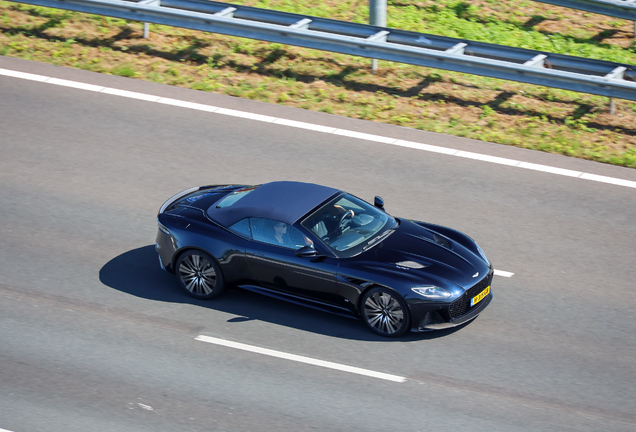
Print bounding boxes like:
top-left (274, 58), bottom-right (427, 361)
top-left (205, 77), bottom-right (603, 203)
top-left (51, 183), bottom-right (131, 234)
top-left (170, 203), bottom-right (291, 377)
top-left (494, 269), bottom-right (514, 278)
top-left (195, 335), bottom-right (407, 383)
top-left (2, 66), bottom-right (634, 189)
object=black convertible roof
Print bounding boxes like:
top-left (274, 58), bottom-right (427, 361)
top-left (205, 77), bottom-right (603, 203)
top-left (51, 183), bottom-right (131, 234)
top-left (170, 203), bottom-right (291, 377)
top-left (207, 181), bottom-right (340, 227)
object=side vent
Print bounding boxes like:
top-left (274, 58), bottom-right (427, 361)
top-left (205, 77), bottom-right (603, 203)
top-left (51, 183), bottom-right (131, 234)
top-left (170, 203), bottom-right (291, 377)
top-left (342, 276), bottom-right (368, 286)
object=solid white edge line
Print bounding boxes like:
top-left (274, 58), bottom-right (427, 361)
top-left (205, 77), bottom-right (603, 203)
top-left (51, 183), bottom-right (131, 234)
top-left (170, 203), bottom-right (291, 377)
top-left (1, 66), bottom-right (635, 190)
top-left (455, 150), bottom-right (520, 166)
top-left (101, 87), bottom-right (162, 101)
top-left (0, 428), bottom-right (16, 432)
top-left (273, 118), bottom-right (337, 133)
top-left (518, 161), bottom-right (582, 178)
top-left (0, 67), bottom-right (48, 81)
top-left (394, 139), bottom-right (459, 155)
top-left (333, 129), bottom-right (397, 144)
top-left (580, 173), bottom-right (636, 188)
top-left (195, 335), bottom-right (407, 383)
top-left (46, 77), bottom-right (104, 92)
top-left (216, 107), bottom-right (277, 122)
top-left (494, 269), bottom-right (514, 278)
top-left (157, 97), bottom-right (219, 112)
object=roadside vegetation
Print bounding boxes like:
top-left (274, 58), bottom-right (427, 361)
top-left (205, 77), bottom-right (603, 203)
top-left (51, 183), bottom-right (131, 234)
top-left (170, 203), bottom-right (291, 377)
top-left (1, 0), bottom-right (635, 168)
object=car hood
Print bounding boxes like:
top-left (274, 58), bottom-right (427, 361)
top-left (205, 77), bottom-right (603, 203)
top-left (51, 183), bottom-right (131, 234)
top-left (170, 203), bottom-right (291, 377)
top-left (353, 219), bottom-right (490, 290)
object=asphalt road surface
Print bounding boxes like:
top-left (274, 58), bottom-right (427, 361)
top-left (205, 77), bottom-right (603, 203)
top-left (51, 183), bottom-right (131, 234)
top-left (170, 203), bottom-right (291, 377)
top-left (1, 56), bottom-right (635, 432)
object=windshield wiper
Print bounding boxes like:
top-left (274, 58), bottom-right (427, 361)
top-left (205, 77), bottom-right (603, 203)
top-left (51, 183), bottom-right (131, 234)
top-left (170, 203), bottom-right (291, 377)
top-left (363, 228), bottom-right (394, 250)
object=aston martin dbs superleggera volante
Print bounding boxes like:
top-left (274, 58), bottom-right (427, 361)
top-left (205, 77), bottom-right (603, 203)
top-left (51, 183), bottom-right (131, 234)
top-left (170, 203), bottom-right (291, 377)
top-left (156, 181), bottom-right (492, 337)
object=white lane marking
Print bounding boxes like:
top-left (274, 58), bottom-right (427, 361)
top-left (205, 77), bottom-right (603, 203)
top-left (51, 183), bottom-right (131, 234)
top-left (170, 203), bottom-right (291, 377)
top-left (580, 173), bottom-right (636, 188)
top-left (101, 87), bottom-right (162, 101)
top-left (216, 107), bottom-right (276, 122)
top-left (195, 335), bottom-right (407, 383)
top-left (494, 269), bottom-right (514, 278)
top-left (0, 68), bottom-right (48, 81)
top-left (137, 403), bottom-right (154, 411)
top-left (157, 97), bottom-right (219, 112)
top-left (0, 428), bottom-right (16, 432)
top-left (2, 66), bottom-right (635, 189)
top-left (47, 77), bottom-right (104, 92)
top-left (456, 150), bottom-right (520, 166)
top-left (333, 129), bottom-right (397, 144)
top-left (272, 118), bottom-right (337, 133)
top-left (517, 161), bottom-right (582, 177)
top-left (394, 139), bottom-right (459, 155)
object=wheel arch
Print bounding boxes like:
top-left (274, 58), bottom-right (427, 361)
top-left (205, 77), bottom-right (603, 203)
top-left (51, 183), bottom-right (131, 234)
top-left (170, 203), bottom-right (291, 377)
top-left (356, 283), bottom-right (405, 314)
top-left (358, 284), bottom-right (412, 337)
top-left (172, 246), bottom-right (225, 279)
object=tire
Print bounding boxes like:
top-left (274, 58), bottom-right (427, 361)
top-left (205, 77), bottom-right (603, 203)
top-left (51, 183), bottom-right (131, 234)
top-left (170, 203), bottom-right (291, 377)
top-left (175, 250), bottom-right (225, 299)
top-left (361, 287), bottom-right (410, 337)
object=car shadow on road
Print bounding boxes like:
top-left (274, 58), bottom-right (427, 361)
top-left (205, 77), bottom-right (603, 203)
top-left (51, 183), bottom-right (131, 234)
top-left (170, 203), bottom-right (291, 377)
top-left (99, 245), bottom-right (473, 342)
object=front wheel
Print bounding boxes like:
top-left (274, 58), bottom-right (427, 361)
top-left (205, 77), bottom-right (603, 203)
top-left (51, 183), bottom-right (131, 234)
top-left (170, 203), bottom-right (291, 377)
top-left (176, 250), bottom-right (225, 299)
top-left (361, 287), bottom-right (410, 337)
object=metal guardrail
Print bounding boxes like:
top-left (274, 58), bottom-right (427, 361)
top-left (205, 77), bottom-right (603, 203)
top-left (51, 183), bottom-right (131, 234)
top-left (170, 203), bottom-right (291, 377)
top-left (530, 0), bottom-right (636, 21)
top-left (7, 0), bottom-right (636, 102)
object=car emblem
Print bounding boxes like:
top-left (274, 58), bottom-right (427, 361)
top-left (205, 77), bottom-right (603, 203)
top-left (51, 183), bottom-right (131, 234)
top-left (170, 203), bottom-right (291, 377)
top-left (473, 272), bottom-right (479, 278)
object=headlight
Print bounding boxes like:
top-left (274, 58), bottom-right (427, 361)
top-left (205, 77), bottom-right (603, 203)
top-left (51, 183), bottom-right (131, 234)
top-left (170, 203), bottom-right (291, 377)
top-left (411, 286), bottom-right (451, 299)
top-left (476, 244), bottom-right (490, 265)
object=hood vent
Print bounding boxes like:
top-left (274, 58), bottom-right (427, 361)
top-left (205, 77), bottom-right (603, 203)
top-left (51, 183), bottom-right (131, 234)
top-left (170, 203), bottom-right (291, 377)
top-left (396, 260), bottom-right (427, 269)
top-left (434, 234), bottom-right (452, 249)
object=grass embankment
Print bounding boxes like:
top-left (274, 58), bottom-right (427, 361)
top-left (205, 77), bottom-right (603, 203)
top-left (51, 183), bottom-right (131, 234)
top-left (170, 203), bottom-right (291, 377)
top-left (1, 0), bottom-right (636, 168)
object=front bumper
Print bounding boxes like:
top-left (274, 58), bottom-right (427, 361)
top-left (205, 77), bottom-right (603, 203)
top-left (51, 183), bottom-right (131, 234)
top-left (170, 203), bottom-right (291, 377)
top-left (414, 293), bottom-right (492, 331)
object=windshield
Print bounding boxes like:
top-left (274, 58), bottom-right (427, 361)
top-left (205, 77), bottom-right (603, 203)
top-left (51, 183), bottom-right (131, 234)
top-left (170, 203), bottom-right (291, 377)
top-left (302, 194), bottom-right (397, 257)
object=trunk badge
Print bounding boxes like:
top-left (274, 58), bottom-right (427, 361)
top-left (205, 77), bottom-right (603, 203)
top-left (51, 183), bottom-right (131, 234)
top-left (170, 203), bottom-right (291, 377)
top-left (473, 272), bottom-right (479, 278)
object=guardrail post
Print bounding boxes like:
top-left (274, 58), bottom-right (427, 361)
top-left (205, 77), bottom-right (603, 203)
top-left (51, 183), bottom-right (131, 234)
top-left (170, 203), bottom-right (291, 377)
top-left (139, 0), bottom-right (161, 39)
top-left (369, 0), bottom-right (387, 74)
top-left (604, 67), bottom-right (626, 115)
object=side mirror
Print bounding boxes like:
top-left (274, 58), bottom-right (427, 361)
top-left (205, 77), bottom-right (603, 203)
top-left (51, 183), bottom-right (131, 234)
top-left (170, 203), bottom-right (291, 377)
top-left (374, 196), bottom-right (385, 210)
top-left (296, 245), bottom-right (317, 258)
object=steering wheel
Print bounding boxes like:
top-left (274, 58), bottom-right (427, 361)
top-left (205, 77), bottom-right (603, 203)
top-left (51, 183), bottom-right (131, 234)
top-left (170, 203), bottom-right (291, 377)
top-left (338, 209), bottom-right (355, 232)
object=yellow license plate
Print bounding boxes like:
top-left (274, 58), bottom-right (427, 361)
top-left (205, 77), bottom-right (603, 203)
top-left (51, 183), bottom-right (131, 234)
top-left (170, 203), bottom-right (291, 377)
top-left (470, 285), bottom-right (490, 307)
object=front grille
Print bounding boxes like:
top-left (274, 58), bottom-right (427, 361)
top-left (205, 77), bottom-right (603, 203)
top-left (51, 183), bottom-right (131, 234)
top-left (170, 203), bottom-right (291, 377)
top-left (449, 271), bottom-right (493, 320)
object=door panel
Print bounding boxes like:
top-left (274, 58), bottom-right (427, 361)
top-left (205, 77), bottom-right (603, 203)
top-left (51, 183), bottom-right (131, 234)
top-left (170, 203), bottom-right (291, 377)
top-left (245, 241), bottom-right (339, 305)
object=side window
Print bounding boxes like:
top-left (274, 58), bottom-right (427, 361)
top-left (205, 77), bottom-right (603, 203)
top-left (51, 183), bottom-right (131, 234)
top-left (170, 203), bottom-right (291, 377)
top-left (250, 218), bottom-right (313, 249)
top-left (229, 218), bottom-right (252, 238)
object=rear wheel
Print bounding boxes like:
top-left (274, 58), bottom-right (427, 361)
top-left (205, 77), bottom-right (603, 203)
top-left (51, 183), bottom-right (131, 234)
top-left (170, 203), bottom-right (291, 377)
top-left (361, 287), bottom-right (410, 337)
top-left (176, 250), bottom-right (225, 299)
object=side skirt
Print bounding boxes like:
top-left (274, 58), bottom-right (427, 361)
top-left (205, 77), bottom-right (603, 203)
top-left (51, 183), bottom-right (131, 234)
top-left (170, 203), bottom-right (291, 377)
top-left (237, 285), bottom-right (358, 320)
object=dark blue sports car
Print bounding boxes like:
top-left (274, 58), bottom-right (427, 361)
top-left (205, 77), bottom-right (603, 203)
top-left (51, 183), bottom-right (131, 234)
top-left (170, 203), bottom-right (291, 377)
top-left (156, 181), bottom-right (492, 337)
